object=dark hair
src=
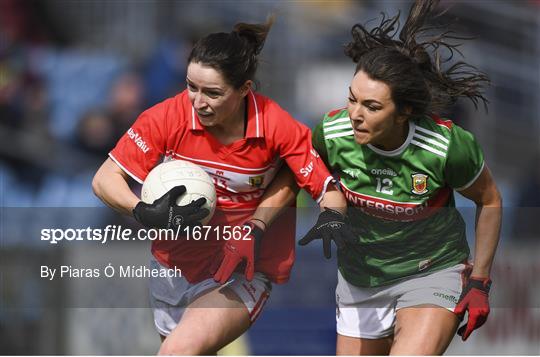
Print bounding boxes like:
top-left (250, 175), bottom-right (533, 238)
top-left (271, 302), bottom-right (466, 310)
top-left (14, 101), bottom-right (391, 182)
top-left (345, 0), bottom-right (489, 116)
top-left (187, 17), bottom-right (274, 89)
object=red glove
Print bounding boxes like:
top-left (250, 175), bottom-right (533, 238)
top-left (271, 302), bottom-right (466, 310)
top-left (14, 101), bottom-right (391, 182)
top-left (212, 222), bottom-right (264, 284)
top-left (454, 276), bottom-right (492, 341)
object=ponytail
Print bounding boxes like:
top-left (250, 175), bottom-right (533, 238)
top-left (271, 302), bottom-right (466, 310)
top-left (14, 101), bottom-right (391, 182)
top-left (188, 16), bottom-right (274, 89)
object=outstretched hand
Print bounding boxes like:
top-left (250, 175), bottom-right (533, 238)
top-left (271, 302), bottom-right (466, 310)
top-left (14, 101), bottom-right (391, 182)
top-left (298, 208), bottom-right (356, 259)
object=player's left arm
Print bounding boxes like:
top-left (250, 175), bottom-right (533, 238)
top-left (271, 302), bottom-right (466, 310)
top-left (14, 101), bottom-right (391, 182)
top-left (458, 164), bottom-right (502, 278)
top-left (454, 163), bottom-right (502, 340)
top-left (251, 164), bottom-right (299, 228)
top-left (446, 125), bottom-right (502, 277)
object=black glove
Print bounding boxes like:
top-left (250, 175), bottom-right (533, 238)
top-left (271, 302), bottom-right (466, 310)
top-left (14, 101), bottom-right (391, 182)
top-left (133, 185), bottom-right (209, 230)
top-left (298, 208), bottom-right (356, 259)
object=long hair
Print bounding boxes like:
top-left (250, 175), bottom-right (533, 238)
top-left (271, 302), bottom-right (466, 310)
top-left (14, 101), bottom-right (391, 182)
top-left (345, 0), bottom-right (489, 115)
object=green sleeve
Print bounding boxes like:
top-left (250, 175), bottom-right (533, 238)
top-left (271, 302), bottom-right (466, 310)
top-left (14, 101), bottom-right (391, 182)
top-left (312, 120), bottom-right (330, 169)
top-left (445, 125), bottom-right (484, 190)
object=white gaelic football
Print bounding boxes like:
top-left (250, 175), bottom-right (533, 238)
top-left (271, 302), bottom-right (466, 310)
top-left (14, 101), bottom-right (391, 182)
top-left (141, 160), bottom-right (216, 224)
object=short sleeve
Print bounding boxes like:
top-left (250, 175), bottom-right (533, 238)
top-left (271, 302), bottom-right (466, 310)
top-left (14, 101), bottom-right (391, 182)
top-left (445, 125), bottom-right (484, 191)
top-left (312, 120), bottom-right (330, 168)
top-left (109, 104), bottom-right (170, 183)
top-left (271, 110), bottom-right (333, 203)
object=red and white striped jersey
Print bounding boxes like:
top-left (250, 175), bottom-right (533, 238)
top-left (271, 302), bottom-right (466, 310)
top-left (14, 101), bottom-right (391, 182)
top-left (109, 90), bottom-right (332, 283)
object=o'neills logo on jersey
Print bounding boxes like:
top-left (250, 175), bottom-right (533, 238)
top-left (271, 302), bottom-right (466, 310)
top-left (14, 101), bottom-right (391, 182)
top-left (127, 128), bottom-right (150, 153)
top-left (371, 168), bottom-right (398, 177)
top-left (411, 173), bottom-right (428, 195)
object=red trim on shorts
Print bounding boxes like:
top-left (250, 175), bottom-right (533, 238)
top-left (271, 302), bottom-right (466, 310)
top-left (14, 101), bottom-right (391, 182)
top-left (249, 291), bottom-right (270, 323)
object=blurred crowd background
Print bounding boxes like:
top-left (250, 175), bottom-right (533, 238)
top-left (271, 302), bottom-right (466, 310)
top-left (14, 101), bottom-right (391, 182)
top-left (1, 0), bottom-right (539, 355)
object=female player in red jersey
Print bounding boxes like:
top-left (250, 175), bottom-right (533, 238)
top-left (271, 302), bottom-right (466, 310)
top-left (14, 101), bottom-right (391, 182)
top-left (299, 0), bottom-right (502, 355)
top-left (93, 18), bottom-right (353, 355)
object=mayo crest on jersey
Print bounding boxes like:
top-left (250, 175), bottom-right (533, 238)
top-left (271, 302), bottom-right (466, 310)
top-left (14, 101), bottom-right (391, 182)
top-left (313, 109), bottom-right (484, 287)
top-left (110, 90), bottom-right (333, 284)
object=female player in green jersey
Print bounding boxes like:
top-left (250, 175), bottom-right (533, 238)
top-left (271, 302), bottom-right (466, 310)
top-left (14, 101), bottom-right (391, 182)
top-left (300, 0), bottom-right (502, 354)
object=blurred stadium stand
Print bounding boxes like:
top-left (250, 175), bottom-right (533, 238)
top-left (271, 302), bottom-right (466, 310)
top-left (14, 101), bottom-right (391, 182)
top-left (1, 0), bottom-right (539, 354)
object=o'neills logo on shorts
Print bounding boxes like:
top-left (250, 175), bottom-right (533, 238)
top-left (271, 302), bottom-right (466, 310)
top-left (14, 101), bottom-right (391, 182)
top-left (127, 128), bottom-right (150, 153)
top-left (433, 292), bottom-right (458, 304)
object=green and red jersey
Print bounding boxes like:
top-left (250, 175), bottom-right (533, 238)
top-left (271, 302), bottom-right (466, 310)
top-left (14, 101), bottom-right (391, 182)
top-left (313, 108), bottom-right (484, 287)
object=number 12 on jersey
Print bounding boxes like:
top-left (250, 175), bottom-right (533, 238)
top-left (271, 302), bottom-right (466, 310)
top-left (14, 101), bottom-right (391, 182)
top-left (375, 177), bottom-right (393, 195)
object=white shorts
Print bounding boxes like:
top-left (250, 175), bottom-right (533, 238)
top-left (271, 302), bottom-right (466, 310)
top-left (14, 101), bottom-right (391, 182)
top-left (336, 263), bottom-right (470, 339)
top-left (149, 258), bottom-right (272, 336)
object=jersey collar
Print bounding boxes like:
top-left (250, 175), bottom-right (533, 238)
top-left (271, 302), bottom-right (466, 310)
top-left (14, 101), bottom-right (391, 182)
top-left (245, 90), bottom-right (264, 138)
top-left (367, 120), bottom-right (415, 157)
top-left (189, 90), bottom-right (264, 138)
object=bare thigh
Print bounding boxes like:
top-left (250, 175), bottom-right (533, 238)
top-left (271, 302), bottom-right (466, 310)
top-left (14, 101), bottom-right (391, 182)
top-left (390, 305), bottom-right (459, 355)
top-left (337, 333), bottom-right (394, 355)
top-left (158, 286), bottom-right (250, 355)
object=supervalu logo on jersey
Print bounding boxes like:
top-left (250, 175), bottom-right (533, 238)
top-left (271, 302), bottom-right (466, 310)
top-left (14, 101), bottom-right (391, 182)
top-left (411, 173), bottom-right (429, 195)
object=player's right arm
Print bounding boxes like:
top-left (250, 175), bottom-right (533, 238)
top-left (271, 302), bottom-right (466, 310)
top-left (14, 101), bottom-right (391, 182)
top-left (213, 165), bottom-right (299, 284)
top-left (93, 95), bottom-right (207, 229)
top-left (92, 102), bottom-right (170, 216)
top-left (92, 157), bottom-right (140, 216)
